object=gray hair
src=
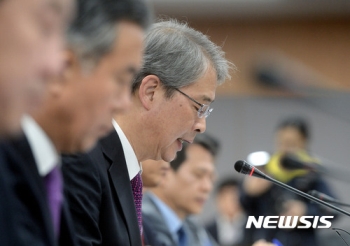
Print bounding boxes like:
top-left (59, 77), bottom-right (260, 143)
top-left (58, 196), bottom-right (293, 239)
top-left (67, 0), bottom-right (152, 66)
top-left (132, 19), bottom-right (234, 97)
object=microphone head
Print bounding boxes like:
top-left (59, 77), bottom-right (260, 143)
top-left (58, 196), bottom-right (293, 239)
top-left (234, 160), bottom-right (245, 173)
top-left (234, 160), bottom-right (269, 180)
top-left (234, 160), bottom-right (253, 175)
top-left (281, 154), bottom-right (319, 171)
top-left (280, 154), bottom-right (306, 170)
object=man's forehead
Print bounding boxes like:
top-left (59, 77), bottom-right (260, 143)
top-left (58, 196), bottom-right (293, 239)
top-left (187, 87), bottom-right (215, 105)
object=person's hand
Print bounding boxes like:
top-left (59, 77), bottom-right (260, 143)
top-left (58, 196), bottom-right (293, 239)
top-left (252, 239), bottom-right (277, 246)
top-left (243, 175), bottom-right (272, 196)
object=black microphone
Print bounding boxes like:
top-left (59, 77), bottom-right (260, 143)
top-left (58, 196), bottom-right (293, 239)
top-left (280, 154), bottom-right (320, 171)
top-left (280, 155), bottom-right (350, 184)
top-left (234, 160), bottom-right (270, 180)
top-left (234, 160), bottom-right (350, 217)
top-left (308, 190), bottom-right (350, 207)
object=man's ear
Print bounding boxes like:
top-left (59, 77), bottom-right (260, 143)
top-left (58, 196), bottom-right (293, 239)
top-left (138, 75), bottom-right (162, 110)
top-left (49, 49), bottom-right (80, 97)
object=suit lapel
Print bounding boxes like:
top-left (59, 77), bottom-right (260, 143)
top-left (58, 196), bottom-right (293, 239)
top-left (100, 131), bottom-right (142, 245)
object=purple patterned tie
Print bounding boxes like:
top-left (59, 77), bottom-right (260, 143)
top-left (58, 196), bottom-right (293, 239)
top-left (130, 173), bottom-right (143, 236)
top-left (44, 166), bottom-right (63, 237)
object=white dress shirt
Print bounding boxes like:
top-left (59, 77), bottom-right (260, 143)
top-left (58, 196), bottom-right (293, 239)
top-left (21, 115), bottom-right (60, 177)
top-left (112, 119), bottom-right (142, 180)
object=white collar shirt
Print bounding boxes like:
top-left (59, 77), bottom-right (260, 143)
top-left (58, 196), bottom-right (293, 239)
top-left (21, 115), bottom-right (60, 177)
top-left (112, 119), bottom-right (142, 180)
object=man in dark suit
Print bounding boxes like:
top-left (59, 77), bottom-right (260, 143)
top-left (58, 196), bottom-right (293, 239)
top-left (0, 0), bottom-right (74, 245)
top-left (0, 0), bottom-right (150, 245)
top-left (62, 20), bottom-right (232, 246)
top-left (142, 133), bottom-right (220, 246)
top-left (1, 135), bottom-right (77, 246)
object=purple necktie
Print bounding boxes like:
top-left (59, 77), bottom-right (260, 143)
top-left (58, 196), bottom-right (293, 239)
top-left (130, 173), bottom-right (143, 236)
top-left (44, 166), bottom-right (63, 237)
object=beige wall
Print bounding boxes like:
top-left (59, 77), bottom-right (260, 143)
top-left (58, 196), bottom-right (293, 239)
top-left (187, 18), bottom-right (350, 96)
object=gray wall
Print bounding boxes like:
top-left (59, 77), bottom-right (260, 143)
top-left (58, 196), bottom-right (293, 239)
top-left (199, 95), bottom-right (350, 242)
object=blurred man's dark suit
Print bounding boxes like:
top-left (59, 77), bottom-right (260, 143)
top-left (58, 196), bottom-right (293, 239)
top-left (0, 135), bottom-right (76, 246)
top-left (0, 145), bottom-right (20, 246)
top-left (62, 130), bottom-right (142, 246)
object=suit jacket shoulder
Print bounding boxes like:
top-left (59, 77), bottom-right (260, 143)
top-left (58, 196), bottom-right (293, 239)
top-left (62, 130), bottom-right (142, 246)
top-left (1, 136), bottom-right (76, 246)
top-left (204, 220), bottom-right (218, 243)
top-left (0, 145), bottom-right (22, 246)
top-left (142, 192), bottom-right (177, 246)
top-left (142, 192), bottom-right (218, 246)
top-left (62, 152), bottom-right (102, 245)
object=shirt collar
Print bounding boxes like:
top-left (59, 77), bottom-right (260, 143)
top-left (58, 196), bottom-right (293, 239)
top-left (148, 192), bottom-right (183, 238)
top-left (21, 115), bottom-right (60, 176)
top-left (112, 119), bottom-right (142, 180)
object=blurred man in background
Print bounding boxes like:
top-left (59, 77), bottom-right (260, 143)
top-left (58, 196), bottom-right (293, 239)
top-left (142, 159), bottom-right (170, 189)
top-left (63, 20), bottom-right (232, 246)
top-left (0, 0), bottom-right (74, 245)
top-left (1, 0), bottom-right (150, 245)
top-left (142, 133), bottom-right (220, 246)
top-left (240, 116), bottom-right (336, 246)
top-left (206, 178), bottom-right (253, 246)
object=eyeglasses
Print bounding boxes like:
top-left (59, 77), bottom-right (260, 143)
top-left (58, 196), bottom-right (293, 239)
top-left (174, 88), bottom-right (213, 118)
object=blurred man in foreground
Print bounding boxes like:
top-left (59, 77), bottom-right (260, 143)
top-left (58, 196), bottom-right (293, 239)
top-left (1, 0), bottom-right (150, 245)
top-left (0, 0), bottom-right (74, 245)
top-left (0, 0), bottom-right (74, 137)
top-left (142, 133), bottom-right (220, 246)
top-left (63, 20), bottom-right (232, 246)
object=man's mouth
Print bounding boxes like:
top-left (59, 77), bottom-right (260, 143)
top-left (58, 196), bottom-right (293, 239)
top-left (177, 138), bottom-right (183, 151)
top-left (177, 138), bottom-right (192, 144)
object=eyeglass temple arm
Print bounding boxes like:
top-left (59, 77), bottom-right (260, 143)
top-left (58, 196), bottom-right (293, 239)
top-left (174, 88), bottom-right (203, 107)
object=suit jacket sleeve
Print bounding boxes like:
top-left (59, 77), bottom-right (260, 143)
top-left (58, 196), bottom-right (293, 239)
top-left (62, 153), bottom-right (103, 246)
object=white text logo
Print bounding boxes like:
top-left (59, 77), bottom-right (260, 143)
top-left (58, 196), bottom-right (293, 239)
top-left (246, 216), bottom-right (334, 229)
